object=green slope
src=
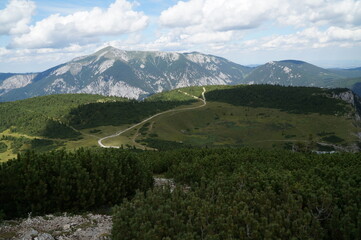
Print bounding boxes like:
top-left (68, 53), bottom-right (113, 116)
top-left (0, 94), bottom-right (126, 161)
top-left (1, 85), bottom-right (360, 161)
top-left (128, 85), bottom-right (360, 151)
top-left (0, 93), bottom-right (194, 160)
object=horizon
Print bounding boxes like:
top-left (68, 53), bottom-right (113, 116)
top-left (1, 0), bottom-right (361, 73)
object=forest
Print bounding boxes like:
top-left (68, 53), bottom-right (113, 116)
top-left (206, 85), bottom-right (351, 115)
top-left (1, 147), bottom-right (360, 239)
top-left (67, 99), bottom-right (194, 129)
top-left (0, 148), bottom-right (153, 219)
top-left (113, 148), bottom-right (361, 240)
top-left (0, 94), bottom-right (123, 137)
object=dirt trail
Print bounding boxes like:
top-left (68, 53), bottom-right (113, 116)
top-left (98, 87), bottom-right (207, 149)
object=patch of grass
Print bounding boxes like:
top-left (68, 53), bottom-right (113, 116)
top-left (141, 101), bottom-right (358, 150)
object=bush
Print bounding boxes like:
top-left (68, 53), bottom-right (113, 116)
top-left (0, 148), bottom-right (153, 219)
top-left (0, 142), bottom-right (7, 153)
top-left (113, 148), bottom-right (361, 240)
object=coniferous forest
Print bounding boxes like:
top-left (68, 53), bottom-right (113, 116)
top-left (1, 148), bottom-right (360, 239)
top-left (0, 148), bottom-right (153, 219)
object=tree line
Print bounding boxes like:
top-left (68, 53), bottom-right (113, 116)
top-left (205, 85), bottom-right (350, 115)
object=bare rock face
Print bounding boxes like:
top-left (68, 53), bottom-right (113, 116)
top-left (332, 90), bottom-right (355, 105)
top-left (35, 233), bottom-right (55, 240)
top-left (0, 213), bottom-right (112, 240)
top-left (331, 90), bottom-right (361, 122)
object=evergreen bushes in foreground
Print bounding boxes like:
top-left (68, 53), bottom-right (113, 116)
top-left (0, 148), bottom-right (153, 219)
top-left (113, 148), bottom-right (361, 240)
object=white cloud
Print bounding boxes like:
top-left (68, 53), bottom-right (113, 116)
top-left (0, 47), bottom-right (11, 57)
top-left (160, 0), bottom-right (361, 31)
top-left (159, 0), bottom-right (204, 28)
top-left (0, 0), bottom-right (35, 35)
top-left (156, 0), bottom-right (361, 56)
top-left (160, 0), bottom-right (279, 31)
top-left (278, 0), bottom-right (361, 27)
top-left (0, 43), bottom-right (100, 72)
top-left (10, 0), bottom-right (149, 48)
top-left (242, 27), bottom-right (361, 51)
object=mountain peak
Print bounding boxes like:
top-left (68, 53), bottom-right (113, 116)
top-left (91, 46), bottom-right (128, 60)
top-left (95, 46), bottom-right (120, 54)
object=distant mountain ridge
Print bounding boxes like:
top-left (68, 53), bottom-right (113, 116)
top-left (243, 60), bottom-right (342, 87)
top-left (0, 47), bottom-right (252, 101)
top-left (0, 47), bottom-right (361, 101)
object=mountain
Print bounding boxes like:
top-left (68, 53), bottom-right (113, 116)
top-left (0, 47), bottom-right (252, 101)
top-left (1, 48), bottom-right (361, 102)
top-left (243, 60), bottom-right (344, 86)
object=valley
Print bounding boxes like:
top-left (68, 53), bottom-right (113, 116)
top-left (0, 84), bottom-right (359, 162)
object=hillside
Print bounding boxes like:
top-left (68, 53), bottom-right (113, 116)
top-left (320, 77), bottom-right (361, 96)
top-left (0, 94), bottom-right (126, 160)
top-left (0, 85), bottom-right (360, 161)
top-left (89, 85), bottom-right (361, 152)
top-left (329, 67), bottom-right (361, 78)
top-left (0, 93), bottom-right (194, 161)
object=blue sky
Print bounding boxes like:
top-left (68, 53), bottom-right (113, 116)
top-left (0, 0), bottom-right (361, 72)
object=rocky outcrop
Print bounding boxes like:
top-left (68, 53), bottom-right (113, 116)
top-left (332, 90), bottom-right (356, 106)
top-left (0, 213), bottom-right (112, 240)
top-left (0, 177), bottom-right (178, 240)
top-left (332, 90), bottom-right (361, 121)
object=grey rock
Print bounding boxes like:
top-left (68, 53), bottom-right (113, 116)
top-left (20, 228), bottom-right (38, 240)
top-left (35, 233), bottom-right (55, 240)
top-left (62, 224), bottom-right (71, 231)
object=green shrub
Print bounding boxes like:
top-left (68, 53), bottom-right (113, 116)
top-left (0, 148), bottom-right (153, 219)
top-left (0, 142), bottom-right (7, 153)
top-left (113, 148), bottom-right (361, 240)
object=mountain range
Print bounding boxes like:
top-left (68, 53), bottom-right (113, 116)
top-left (1, 46), bottom-right (361, 101)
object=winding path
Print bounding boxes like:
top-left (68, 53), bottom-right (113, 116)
top-left (98, 87), bottom-right (207, 149)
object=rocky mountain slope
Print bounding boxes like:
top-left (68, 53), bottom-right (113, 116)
top-left (0, 73), bottom-right (37, 96)
top-left (0, 47), bottom-right (252, 101)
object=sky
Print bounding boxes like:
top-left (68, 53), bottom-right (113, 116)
top-left (0, 0), bottom-right (361, 73)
